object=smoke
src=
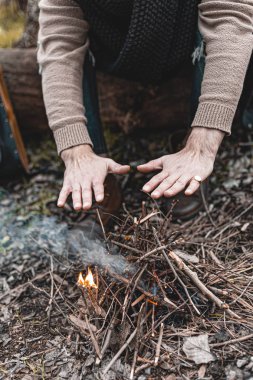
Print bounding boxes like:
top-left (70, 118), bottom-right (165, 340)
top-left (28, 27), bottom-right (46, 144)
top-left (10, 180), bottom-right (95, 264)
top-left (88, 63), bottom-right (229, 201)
top-left (0, 194), bottom-right (133, 275)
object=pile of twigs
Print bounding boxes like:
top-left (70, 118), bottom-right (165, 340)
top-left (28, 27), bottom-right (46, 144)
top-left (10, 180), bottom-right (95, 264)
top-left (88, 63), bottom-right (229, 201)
top-left (68, 202), bottom-right (253, 378)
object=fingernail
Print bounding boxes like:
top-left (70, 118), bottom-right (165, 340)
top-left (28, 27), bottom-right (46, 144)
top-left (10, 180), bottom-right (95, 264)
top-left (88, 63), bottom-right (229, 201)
top-left (83, 203), bottom-right (90, 209)
top-left (143, 185), bottom-right (149, 192)
top-left (74, 204), bottom-right (81, 210)
top-left (57, 202), bottom-right (63, 207)
top-left (152, 191), bottom-right (159, 198)
top-left (96, 195), bottom-right (103, 202)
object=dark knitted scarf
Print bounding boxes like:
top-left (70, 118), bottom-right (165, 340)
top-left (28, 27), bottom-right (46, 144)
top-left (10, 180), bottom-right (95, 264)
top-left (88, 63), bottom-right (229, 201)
top-left (77, 0), bottom-right (199, 84)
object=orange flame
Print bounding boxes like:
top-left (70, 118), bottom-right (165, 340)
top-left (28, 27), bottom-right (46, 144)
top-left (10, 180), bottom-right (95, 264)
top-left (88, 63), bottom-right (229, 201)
top-left (78, 268), bottom-right (98, 289)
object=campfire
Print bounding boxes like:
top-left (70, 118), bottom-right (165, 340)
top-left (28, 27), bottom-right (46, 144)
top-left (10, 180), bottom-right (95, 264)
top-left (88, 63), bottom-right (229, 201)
top-left (66, 205), bottom-right (253, 377)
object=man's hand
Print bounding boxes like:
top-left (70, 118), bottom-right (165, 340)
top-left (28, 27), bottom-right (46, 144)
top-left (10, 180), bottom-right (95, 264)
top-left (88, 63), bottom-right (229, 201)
top-left (58, 145), bottom-right (130, 210)
top-left (138, 127), bottom-right (225, 199)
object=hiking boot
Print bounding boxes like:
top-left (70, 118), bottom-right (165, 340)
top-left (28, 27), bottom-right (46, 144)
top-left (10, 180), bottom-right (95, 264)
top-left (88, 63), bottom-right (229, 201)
top-left (164, 181), bottom-right (209, 221)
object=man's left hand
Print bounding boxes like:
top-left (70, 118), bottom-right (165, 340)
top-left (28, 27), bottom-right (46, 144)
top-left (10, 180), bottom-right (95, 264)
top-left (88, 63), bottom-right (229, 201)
top-left (137, 127), bottom-right (225, 198)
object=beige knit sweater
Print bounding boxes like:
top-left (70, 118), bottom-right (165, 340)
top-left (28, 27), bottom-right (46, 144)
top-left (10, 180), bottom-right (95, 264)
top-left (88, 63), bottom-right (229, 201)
top-left (37, 0), bottom-right (253, 154)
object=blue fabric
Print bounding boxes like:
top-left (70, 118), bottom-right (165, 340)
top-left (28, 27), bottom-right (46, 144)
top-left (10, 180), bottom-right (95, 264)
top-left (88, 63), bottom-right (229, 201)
top-left (82, 51), bottom-right (107, 154)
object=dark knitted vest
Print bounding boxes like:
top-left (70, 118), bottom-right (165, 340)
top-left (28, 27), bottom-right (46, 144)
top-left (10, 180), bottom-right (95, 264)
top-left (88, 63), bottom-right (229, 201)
top-left (78, 0), bottom-right (199, 84)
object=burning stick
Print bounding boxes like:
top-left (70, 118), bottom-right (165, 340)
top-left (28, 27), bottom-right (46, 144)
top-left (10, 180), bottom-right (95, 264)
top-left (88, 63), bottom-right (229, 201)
top-left (78, 269), bottom-right (98, 289)
top-left (77, 268), bottom-right (102, 359)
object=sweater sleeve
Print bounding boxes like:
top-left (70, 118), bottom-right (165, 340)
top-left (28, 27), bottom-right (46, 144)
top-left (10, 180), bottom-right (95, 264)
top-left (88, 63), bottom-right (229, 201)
top-left (37, 0), bottom-right (93, 154)
top-left (192, 0), bottom-right (253, 134)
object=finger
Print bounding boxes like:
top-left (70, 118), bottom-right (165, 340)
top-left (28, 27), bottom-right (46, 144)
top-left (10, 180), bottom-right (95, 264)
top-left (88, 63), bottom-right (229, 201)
top-left (92, 179), bottom-right (104, 203)
top-left (82, 184), bottom-right (93, 211)
top-left (72, 186), bottom-right (82, 211)
top-left (150, 175), bottom-right (179, 199)
top-left (185, 178), bottom-right (201, 196)
top-left (142, 171), bottom-right (168, 193)
top-left (107, 159), bottom-right (130, 175)
top-left (57, 186), bottom-right (71, 207)
top-left (164, 176), bottom-right (191, 197)
top-left (137, 158), bottom-right (163, 173)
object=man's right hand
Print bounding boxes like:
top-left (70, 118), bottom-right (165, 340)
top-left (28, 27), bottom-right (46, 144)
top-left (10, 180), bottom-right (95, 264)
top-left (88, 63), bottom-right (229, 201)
top-left (58, 145), bottom-right (130, 211)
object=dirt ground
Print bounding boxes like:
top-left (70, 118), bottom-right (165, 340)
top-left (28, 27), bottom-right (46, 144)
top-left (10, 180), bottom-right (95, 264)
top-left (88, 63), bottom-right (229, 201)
top-left (0, 125), bottom-right (253, 380)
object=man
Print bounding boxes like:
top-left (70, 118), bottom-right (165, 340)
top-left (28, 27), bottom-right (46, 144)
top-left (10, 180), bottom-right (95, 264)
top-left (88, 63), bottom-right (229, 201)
top-left (37, 0), bottom-right (253, 220)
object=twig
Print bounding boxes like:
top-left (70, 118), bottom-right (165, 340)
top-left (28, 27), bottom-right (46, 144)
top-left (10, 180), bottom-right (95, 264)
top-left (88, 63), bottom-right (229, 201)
top-left (46, 256), bottom-right (54, 326)
top-left (153, 229), bottom-right (201, 316)
top-left (130, 303), bottom-right (145, 380)
top-left (200, 184), bottom-right (216, 227)
top-left (103, 328), bottom-right (138, 374)
top-left (84, 314), bottom-right (102, 359)
top-left (211, 333), bottom-right (253, 348)
top-left (167, 250), bottom-right (241, 319)
top-left (154, 322), bottom-right (164, 366)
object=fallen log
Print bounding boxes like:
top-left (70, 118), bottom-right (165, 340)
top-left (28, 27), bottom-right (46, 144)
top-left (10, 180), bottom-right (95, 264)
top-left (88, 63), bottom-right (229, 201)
top-left (0, 48), bottom-right (193, 135)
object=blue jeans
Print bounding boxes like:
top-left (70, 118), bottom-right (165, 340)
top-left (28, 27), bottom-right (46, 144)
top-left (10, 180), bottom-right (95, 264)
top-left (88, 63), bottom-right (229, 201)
top-left (82, 31), bottom-right (205, 154)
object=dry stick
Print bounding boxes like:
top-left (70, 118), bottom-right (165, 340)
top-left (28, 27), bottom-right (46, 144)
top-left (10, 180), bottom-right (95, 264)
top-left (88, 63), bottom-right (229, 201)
top-left (130, 303), bottom-right (145, 380)
top-left (96, 208), bottom-right (110, 252)
top-left (123, 264), bottom-right (148, 321)
top-left (96, 315), bottom-right (117, 365)
top-left (107, 269), bottom-right (170, 308)
top-left (135, 362), bottom-right (153, 375)
top-left (154, 230), bottom-right (201, 316)
top-left (46, 256), bottom-right (54, 326)
top-left (211, 333), bottom-right (253, 348)
top-left (131, 293), bottom-right (145, 307)
top-left (154, 322), bottom-right (164, 366)
top-left (137, 245), bottom-right (168, 262)
top-left (111, 239), bottom-right (168, 258)
top-left (111, 240), bottom-right (144, 254)
top-left (103, 308), bottom-right (154, 375)
top-left (84, 314), bottom-right (102, 360)
top-left (167, 250), bottom-right (241, 319)
top-left (200, 184), bottom-right (216, 227)
top-left (103, 328), bottom-right (138, 375)
top-left (207, 250), bottom-right (225, 268)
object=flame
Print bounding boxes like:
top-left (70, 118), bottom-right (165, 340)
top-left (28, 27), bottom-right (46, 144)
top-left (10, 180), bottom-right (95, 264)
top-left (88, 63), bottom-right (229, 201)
top-left (78, 268), bottom-right (98, 289)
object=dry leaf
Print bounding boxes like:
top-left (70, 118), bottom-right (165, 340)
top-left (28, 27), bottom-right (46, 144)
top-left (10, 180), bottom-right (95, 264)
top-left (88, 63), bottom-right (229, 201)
top-left (182, 334), bottom-right (216, 364)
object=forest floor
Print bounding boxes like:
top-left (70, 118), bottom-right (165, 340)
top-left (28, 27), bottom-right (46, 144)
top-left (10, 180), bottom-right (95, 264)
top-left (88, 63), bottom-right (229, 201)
top-left (0, 126), bottom-right (253, 380)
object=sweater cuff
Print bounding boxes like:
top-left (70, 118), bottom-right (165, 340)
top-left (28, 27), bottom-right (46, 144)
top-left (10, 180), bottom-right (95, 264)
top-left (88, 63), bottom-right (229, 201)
top-left (53, 124), bottom-right (93, 155)
top-left (191, 102), bottom-right (235, 135)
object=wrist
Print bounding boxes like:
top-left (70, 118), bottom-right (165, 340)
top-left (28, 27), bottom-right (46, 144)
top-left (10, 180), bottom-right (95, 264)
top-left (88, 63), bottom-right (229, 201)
top-left (185, 127), bottom-right (225, 158)
top-left (61, 144), bottom-right (93, 162)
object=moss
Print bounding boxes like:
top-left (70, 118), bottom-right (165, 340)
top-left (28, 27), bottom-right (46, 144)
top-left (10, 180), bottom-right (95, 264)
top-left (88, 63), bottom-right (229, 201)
top-left (0, 5), bottom-right (25, 48)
